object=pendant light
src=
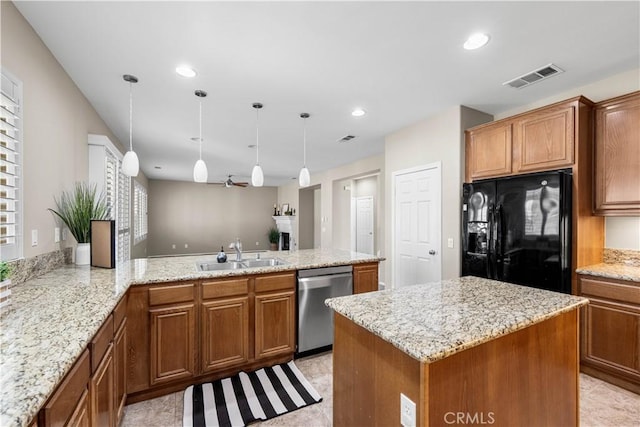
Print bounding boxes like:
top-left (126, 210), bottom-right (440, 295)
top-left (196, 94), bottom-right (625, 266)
top-left (299, 113), bottom-right (311, 188)
top-left (122, 74), bottom-right (139, 177)
top-left (251, 102), bottom-right (264, 187)
top-left (193, 90), bottom-right (208, 183)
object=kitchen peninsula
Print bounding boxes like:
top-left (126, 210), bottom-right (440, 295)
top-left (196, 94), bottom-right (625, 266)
top-left (326, 277), bottom-right (588, 427)
top-left (0, 249), bottom-right (381, 427)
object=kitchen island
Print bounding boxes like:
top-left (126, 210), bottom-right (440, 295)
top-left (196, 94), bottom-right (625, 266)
top-left (326, 276), bottom-right (588, 427)
top-left (0, 249), bottom-right (381, 427)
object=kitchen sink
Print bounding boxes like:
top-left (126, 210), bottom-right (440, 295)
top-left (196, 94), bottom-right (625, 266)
top-left (196, 258), bottom-right (288, 272)
top-left (197, 261), bottom-right (245, 271)
top-left (242, 258), bottom-right (288, 268)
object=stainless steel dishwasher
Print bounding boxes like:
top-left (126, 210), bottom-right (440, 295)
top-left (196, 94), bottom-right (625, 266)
top-left (297, 265), bottom-right (353, 355)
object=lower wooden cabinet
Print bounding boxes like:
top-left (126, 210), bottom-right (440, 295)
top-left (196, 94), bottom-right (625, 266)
top-left (67, 388), bottom-right (91, 427)
top-left (579, 274), bottom-right (640, 393)
top-left (113, 318), bottom-right (127, 424)
top-left (353, 262), bottom-right (379, 293)
top-left (201, 296), bottom-right (249, 372)
top-left (90, 343), bottom-right (114, 427)
top-left (255, 290), bottom-right (295, 359)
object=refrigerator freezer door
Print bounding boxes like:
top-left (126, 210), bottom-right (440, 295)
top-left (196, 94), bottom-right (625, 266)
top-left (495, 171), bottom-right (571, 293)
top-left (462, 181), bottom-right (496, 279)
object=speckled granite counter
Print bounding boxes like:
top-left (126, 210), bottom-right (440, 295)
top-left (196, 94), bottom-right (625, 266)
top-left (576, 263), bottom-right (640, 282)
top-left (325, 276), bottom-right (587, 363)
top-left (0, 249), bottom-right (381, 427)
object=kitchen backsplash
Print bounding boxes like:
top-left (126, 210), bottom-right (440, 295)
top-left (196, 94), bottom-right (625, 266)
top-left (604, 248), bottom-right (640, 267)
top-left (7, 248), bottom-right (72, 286)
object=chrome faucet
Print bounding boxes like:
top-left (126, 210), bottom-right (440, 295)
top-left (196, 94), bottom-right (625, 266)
top-left (229, 238), bottom-right (243, 261)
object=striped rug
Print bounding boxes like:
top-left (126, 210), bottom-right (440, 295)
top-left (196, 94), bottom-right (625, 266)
top-left (183, 361), bottom-right (322, 427)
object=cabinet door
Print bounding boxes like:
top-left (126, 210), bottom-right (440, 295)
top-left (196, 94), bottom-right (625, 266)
top-left (594, 92), bottom-right (640, 214)
top-left (466, 122), bottom-right (512, 180)
top-left (149, 303), bottom-right (196, 385)
top-left (513, 103), bottom-right (574, 173)
top-left (113, 318), bottom-right (127, 425)
top-left (353, 262), bottom-right (379, 294)
top-left (91, 343), bottom-right (114, 427)
top-left (201, 296), bottom-right (249, 373)
top-left (66, 388), bottom-right (90, 427)
top-left (255, 290), bottom-right (295, 359)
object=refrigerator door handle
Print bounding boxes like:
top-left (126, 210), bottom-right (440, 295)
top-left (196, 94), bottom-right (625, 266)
top-left (495, 203), bottom-right (503, 280)
top-left (487, 203), bottom-right (494, 279)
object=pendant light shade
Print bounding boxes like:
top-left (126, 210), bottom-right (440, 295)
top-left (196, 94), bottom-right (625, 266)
top-left (122, 74), bottom-right (139, 177)
top-left (298, 113), bottom-right (311, 188)
top-left (251, 102), bottom-right (264, 187)
top-left (193, 90), bottom-right (208, 183)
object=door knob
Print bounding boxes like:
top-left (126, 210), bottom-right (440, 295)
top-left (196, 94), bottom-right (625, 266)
top-left (429, 250), bottom-right (436, 255)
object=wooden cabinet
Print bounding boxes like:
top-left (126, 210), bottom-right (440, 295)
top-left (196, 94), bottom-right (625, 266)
top-left (466, 122), bottom-right (513, 180)
top-left (201, 278), bottom-right (250, 372)
top-left (149, 287), bottom-right (196, 385)
top-left (579, 274), bottom-right (640, 393)
top-left (465, 96), bottom-right (587, 181)
top-left (113, 297), bottom-right (127, 425)
top-left (67, 389), bottom-right (90, 427)
top-left (594, 91), bottom-right (640, 215)
top-left (353, 262), bottom-right (379, 294)
top-left (40, 350), bottom-right (91, 427)
top-left (255, 273), bottom-right (295, 359)
top-left (90, 343), bottom-right (114, 427)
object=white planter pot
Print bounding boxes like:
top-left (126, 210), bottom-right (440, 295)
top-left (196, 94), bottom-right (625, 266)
top-left (76, 243), bottom-right (91, 265)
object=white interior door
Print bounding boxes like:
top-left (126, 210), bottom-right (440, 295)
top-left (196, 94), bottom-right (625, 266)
top-left (356, 196), bottom-right (374, 255)
top-left (393, 164), bottom-right (441, 287)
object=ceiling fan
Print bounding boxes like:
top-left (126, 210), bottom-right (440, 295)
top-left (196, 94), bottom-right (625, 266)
top-left (212, 175), bottom-right (249, 188)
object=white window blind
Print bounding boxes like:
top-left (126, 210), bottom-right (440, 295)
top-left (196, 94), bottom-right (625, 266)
top-left (1, 71), bottom-right (22, 261)
top-left (134, 181), bottom-right (147, 244)
top-left (102, 147), bottom-right (130, 263)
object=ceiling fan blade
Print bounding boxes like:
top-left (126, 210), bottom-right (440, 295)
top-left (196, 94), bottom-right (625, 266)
top-left (233, 182), bottom-right (249, 187)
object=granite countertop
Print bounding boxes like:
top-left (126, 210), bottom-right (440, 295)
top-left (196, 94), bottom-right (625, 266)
top-left (0, 248), bottom-right (381, 427)
top-left (576, 263), bottom-right (640, 282)
top-left (325, 276), bottom-right (588, 364)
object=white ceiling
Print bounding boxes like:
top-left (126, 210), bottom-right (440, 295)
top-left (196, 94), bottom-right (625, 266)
top-left (14, 1), bottom-right (640, 186)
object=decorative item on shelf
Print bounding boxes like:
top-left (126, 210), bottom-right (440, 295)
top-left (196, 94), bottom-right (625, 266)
top-left (292, 208), bottom-right (296, 216)
top-left (193, 90), bottom-right (208, 183)
top-left (122, 74), bottom-right (139, 177)
top-left (0, 261), bottom-right (11, 315)
top-left (282, 204), bottom-right (290, 215)
top-left (216, 246), bottom-right (227, 263)
top-left (268, 226), bottom-right (280, 251)
top-left (273, 204), bottom-right (277, 216)
top-left (299, 113), bottom-right (311, 187)
top-left (48, 182), bottom-right (109, 265)
top-left (251, 102), bottom-right (264, 187)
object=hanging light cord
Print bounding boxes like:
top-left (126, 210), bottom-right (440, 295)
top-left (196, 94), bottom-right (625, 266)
top-left (199, 100), bottom-right (203, 160)
top-left (303, 116), bottom-right (307, 167)
top-left (129, 81), bottom-right (133, 151)
top-left (255, 107), bottom-right (260, 165)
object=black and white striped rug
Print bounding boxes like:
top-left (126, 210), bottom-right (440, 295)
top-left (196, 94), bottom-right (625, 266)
top-left (183, 361), bottom-right (322, 427)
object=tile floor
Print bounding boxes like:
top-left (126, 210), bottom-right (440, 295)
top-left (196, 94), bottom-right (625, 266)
top-left (122, 352), bottom-right (639, 427)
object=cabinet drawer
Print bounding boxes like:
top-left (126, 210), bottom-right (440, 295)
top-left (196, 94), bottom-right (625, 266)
top-left (41, 349), bottom-right (90, 427)
top-left (202, 278), bottom-right (249, 300)
top-left (90, 314), bottom-right (114, 373)
top-left (580, 276), bottom-right (640, 305)
top-left (149, 283), bottom-right (195, 306)
top-left (113, 294), bottom-right (127, 329)
top-left (255, 273), bottom-right (295, 293)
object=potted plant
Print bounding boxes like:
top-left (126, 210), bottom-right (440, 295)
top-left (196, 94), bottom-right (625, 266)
top-left (49, 182), bottom-right (109, 265)
top-left (0, 261), bottom-right (11, 312)
top-left (267, 226), bottom-right (280, 251)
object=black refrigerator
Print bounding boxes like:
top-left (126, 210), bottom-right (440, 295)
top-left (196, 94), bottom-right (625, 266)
top-left (461, 169), bottom-right (572, 294)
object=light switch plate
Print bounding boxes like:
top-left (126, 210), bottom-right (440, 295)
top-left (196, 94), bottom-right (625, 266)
top-left (400, 393), bottom-right (416, 427)
top-left (31, 229), bottom-right (38, 247)
top-left (447, 238), bottom-right (454, 249)
top-left (54, 227), bottom-right (60, 243)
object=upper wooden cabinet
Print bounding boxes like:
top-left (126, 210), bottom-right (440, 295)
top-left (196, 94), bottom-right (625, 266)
top-left (594, 91), bottom-right (640, 215)
top-left (465, 96), bottom-right (590, 181)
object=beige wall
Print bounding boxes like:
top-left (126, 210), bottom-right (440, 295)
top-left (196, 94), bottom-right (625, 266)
top-left (147, 180), bottom-right (277, 256)
top-left (1, 2), bottom-right (148, 259)
top-left (495, 68), bottom-right (640, 251)
top-left (298, 186), bottom-right (316, 250)
top-left (384, 106), bottom-right (492, 286)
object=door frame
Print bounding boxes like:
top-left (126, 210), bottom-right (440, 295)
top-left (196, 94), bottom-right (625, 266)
top-left (391, 161), bottom-right (442, 289)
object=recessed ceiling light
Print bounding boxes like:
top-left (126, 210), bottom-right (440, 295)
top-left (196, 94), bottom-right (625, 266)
top-left (352, 108), bottom-right (366, 117)
top-left (176, 65), bottom-right (197, 78)
top-left (463, 33), bottom-right (490, 50)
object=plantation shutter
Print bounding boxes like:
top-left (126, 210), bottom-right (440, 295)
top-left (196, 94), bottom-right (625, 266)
top-left (117, 164), bottom-right (130, 262)
top-left (133, 181), bottom-right (147, 244)
top-left (1, 71), bottom-right (22, 261)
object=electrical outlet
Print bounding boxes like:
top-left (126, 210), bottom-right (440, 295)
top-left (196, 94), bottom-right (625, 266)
top-left (54, 227), bottom-right (61, 243)
top-left (447, 238), bottom-right (454, 249)
top-left (400, 393), bottom-right (416, 427)
top-left (31, 229), bottom-right (38, 247)
top-left (172, 244), bottom-right (176, 249)
top-left (184, 243), bottom-right (188, 249)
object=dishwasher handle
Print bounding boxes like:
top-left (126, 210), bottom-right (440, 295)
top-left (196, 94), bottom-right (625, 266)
top-left (297, 273), bottom-right (353, 290)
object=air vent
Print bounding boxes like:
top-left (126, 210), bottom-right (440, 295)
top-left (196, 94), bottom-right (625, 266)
top-left (503, 64), bottom-right (564, 89)
top-left (338, 135), bottom-right (356, 143)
